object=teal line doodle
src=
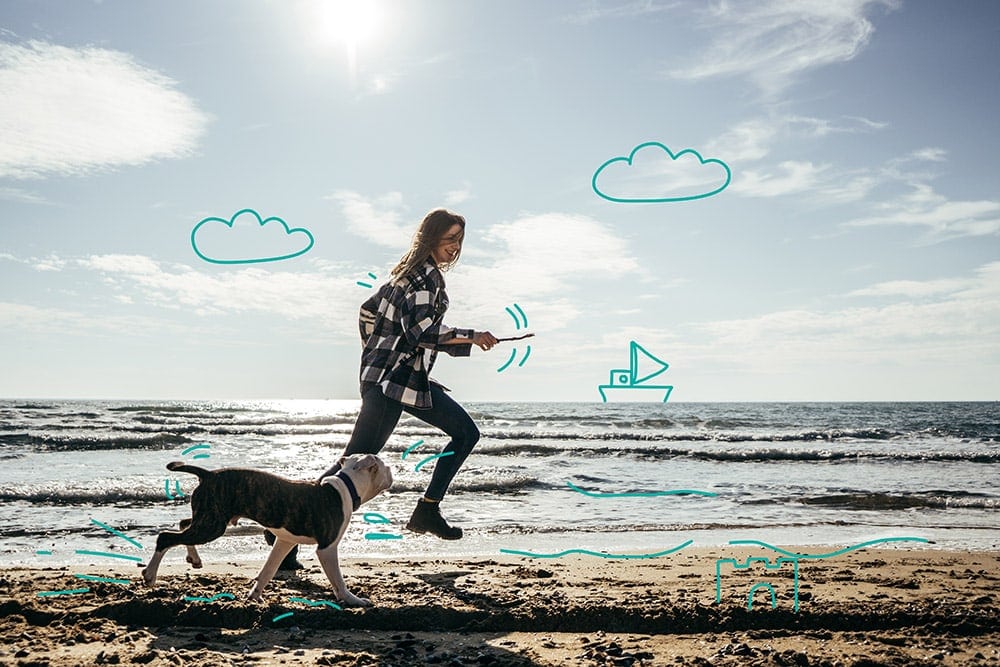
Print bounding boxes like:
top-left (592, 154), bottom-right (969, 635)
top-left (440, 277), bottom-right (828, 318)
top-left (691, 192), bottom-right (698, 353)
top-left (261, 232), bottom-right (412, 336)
top-left (90, 518), bottom-right (144, 549)
top-left (414, 451), bottom-right (454, 472)
top-left (365, 532), bottom-right (404, 540)
top-left (598, 340), bottom-right (672, 402)
top-left (75, 550), bottom-right (143, 563)
top-left (497, 346), bottom-right (531, 373)
top-left (357, 272), bottom-right (378, 288)
top-left (37, 588), bottom-right (90, 597)
top-left (729, 537), bottom-right (929, 559)
top-left (181, 443), bottom-right (211, 456)
top-left (748, 582), bottom-right (778, 610)
top-left (567, 481), bottom-right (717, 498)
top-left (505, 303), bottom-right (528, 329)
top-left (36, 550), bottom-right (53, 556)
top-left (715, 556), bottom-right (800, 612)
top-left (193, 454), bottom-right (211, 460)
top-left (184, 592), bottom-right (235, 603)
top-left (592, 142), bottom-right (731, 203)
top-left (75, 574), bottom-right (130, 585)
top-left (500, 540), bottom-right (693, 560)
top-left (401, 439), bottom-right (424, 460)
top-left (363, 512), bottom-right (392, 524)
top-left (165, 479), bottom-right (184, 500)
top-left (497, 349), bottom-right (517, 373)
top-left (497, 304), bottom-right (530, 373)
top-left (191, 208), bottom-right (314, 265)
top-left (289, 596), bottom-right (343, 610)
top-left (272, 612), bottom-right (295, 622)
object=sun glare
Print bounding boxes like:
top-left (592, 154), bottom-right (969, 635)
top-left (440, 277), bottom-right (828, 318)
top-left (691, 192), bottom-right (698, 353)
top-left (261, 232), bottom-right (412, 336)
top-left (316, 1), bottom-right (380, 50)
top-left (309, 0), bottom-right (382, 84)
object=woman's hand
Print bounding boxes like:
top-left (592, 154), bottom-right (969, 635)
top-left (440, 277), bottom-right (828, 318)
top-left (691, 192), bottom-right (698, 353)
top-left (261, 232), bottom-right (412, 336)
top-left (473, 331), bottom-right (499, 351)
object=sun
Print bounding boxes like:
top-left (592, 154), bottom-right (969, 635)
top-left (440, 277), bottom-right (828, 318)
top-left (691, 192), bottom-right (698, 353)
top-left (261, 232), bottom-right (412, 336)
top-left (317, 0), bottom-right (379, 50)
top-left (312, 0), bottom-right (382, 81)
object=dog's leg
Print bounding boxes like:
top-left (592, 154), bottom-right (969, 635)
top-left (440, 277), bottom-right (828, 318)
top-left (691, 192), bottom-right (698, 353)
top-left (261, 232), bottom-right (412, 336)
top-left (143, 514), bottom-right (228, 586)
top-left (185, 545), bottom-right (203, 569)
top-left (174, 518), bottom-right (203, 569)
top-left (317, 545), bottom-right (371, 607)
top-left (248, 538), bottom-right (296, 602)
top-left (141, 547), bottom-right (168, 586)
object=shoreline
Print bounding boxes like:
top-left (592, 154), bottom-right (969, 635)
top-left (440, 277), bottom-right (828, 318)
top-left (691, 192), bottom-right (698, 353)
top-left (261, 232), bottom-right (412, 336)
top-left (3, 547), bottom-right (998, 666)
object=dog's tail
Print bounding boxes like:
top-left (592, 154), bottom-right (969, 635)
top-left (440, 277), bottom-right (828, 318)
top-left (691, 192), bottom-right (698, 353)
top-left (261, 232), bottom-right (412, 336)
top-left (166, 461), bottom-right (211, 478)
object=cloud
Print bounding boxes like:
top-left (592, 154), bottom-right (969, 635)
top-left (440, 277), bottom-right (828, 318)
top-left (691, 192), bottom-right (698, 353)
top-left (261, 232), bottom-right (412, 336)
top-left (705, 115), bottom-right (887, 163)
top-left (690, 261), bottom-right (1000, 369)
top-left (669, 0), bottom-right (899, 95)
top-left (845, 184), bottom-right (1000, 242)
top-left (326, 190), bottom-right (413, 248)
top-left (592, 142), bottom-right (731, 203)
top-left (562, 0), bottom-right (680, 24)
top-left (0, 40), bottom-right (209, 179)
top-left (71, 254), bottom-right (361, 335)
top-left (191, 209), bottom-right (315, 265)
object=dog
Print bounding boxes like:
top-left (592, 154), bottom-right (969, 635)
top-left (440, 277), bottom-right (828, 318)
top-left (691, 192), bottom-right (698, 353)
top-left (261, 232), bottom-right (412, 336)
top-left (141, 453), bottom-right (393, 606)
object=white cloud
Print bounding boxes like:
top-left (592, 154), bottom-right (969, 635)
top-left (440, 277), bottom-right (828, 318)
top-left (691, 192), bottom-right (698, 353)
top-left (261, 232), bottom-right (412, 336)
top-left (706, 114), bottom-right (887, 164)
top-left (846, 183), bottom-right (1000, 242)
top-left (0, 186), bottom-right (50, 204)
top-left (443, 183), bottom-right (473, 206)
top-left (326, 190), bottom-right (413, 248)
top-left (562, 0), bottom-right (680, 24)
top-left (670, 0), bottom-right (899, 95)
top-left (74, 255), bottom-right (362, 336)
top-left (689, 261), bottom-right (1000, 368)
top-left (61, 211), bottom-right (641, 344)
top-left (0, 40), bottom-right (210, 179)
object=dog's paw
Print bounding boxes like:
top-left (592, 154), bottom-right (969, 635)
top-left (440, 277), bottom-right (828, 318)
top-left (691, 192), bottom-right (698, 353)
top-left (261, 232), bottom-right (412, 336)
top-left (247, 584), bottom-right (264, 602)
top-left (140, 568), bottom-right (155, 587)
top-left (186, 555), bottom-right (203, 569)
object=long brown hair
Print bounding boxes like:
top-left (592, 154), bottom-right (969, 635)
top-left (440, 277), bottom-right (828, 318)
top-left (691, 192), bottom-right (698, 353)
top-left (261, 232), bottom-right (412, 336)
top-left (391, 209), bottom-right (466, 280)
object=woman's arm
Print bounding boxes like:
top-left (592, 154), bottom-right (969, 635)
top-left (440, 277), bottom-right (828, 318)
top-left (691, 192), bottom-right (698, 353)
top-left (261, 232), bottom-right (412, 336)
top-left (441, 331), bottom-right (498, 351)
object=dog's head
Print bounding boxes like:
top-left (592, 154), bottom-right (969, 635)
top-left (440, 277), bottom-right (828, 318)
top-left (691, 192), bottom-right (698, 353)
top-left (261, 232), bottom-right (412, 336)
top-left (337, 453), bottom-right (393, 504)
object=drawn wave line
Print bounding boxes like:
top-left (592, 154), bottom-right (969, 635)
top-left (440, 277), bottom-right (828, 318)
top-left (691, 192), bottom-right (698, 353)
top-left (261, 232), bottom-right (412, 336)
top-left (75, 574), bottom-right (131, 585)
top-left (37, 588), bottom-right (90, 597)
top-left (500, 539), bottom-right (693, 560)
top-left (91, 518), bottom-right (144, 550)
top-left (567, 481), bottom-right (717, 498)
top-left (184, 592), bottom-right (235, 603)
top-left (289, 596), bottom-right (342, 610)
top-left (414, 451), bottom-right (454, 472)
top-left (75, 549), bottom-right (144, 563)
top-left (730, 537), bottom-right (930, 559)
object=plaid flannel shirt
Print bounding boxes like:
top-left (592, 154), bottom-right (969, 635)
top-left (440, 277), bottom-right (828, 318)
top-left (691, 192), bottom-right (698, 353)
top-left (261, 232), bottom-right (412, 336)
top-left (358, 259), bottom-right (474, 409)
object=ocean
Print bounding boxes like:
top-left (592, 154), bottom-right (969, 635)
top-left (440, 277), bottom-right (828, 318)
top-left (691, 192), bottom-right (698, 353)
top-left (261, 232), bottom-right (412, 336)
top-left (1, 400), bottom-right (997, 568)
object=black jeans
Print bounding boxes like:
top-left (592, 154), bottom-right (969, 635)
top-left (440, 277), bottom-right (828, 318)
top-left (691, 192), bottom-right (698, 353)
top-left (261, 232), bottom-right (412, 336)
top-left (322, 383), bottom-right (480, 501)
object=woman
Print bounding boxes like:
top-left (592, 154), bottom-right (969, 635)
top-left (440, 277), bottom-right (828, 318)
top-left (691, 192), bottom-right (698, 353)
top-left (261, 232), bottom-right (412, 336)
top-left (326, 208), bottom-right (497, 539)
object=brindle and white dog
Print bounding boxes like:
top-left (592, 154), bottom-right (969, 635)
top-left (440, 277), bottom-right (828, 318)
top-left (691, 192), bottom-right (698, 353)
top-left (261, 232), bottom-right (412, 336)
top-left (142, 454), bottom-right (393, 606)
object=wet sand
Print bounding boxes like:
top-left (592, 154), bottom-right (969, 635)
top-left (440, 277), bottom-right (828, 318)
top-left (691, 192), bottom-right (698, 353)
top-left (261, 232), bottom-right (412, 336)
top-left (2, 547), bottom-right (998, 666)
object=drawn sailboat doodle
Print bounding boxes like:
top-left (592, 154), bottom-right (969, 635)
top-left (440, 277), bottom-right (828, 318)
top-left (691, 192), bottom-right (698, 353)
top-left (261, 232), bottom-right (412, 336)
top-left (598, 341), bottom-right (673, 403)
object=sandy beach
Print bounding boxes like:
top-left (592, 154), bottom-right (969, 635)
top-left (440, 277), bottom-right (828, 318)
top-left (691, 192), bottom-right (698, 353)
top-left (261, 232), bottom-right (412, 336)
top-left (2, 546), bottom-right (997, 666)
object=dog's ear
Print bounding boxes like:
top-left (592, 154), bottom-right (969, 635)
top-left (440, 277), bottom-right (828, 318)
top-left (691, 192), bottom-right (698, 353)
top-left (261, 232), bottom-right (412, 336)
top-left (338, 456), bottom-right (347, 468)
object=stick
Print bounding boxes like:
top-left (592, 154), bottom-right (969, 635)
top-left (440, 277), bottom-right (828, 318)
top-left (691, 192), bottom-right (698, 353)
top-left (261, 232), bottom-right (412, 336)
top-left (495, 333), bottom-right (535, 342)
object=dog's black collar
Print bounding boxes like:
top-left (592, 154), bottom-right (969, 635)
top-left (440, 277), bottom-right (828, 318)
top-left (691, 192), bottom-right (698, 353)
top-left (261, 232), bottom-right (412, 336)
top-left (334, 471), bottom-right (362, 512)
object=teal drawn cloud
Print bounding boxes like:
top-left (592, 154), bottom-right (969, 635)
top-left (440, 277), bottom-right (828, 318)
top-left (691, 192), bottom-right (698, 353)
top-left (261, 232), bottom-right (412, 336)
top-left (592, 141), bottom-right (731, 203)
top-left (191, 208), bottom-right (314, 265)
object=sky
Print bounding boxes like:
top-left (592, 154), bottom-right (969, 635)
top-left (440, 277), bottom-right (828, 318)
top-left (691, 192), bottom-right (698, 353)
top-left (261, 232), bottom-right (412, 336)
top-left (1, 0), bottom-right (998, 402)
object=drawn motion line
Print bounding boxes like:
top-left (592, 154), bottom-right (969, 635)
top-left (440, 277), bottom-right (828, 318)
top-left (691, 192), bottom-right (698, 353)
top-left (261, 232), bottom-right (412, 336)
top-left (567, 481), bottom-right (717, 498)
